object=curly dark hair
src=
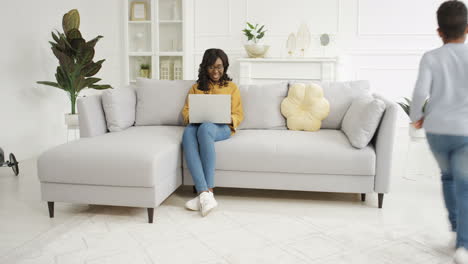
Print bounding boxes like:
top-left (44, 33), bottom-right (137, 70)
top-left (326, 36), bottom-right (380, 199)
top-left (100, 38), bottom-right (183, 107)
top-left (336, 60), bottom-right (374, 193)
top-left (437, 0), bottom-right (467, 40)
top-left (197, 48), bottom-right (232, 92)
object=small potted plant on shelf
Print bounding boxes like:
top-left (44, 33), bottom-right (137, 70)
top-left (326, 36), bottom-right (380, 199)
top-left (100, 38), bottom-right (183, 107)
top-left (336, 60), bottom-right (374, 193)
top-left (397, 97), bottom-right (428, 141)
top-left (242, 22), bottom-right (269, 58)
top-left (140, 64), bottom-right (150, 78)
top-left (37, 9), bottom-right (112, 128)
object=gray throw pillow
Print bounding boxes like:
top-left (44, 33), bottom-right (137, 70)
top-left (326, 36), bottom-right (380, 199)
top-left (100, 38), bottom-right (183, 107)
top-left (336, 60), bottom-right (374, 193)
top-left (238, 82), bottom-right (288, 129)
top-left (135, 78), bottom-right (195, 126)
top-left (342, 95), bottom-right (386, 149)
top-left (101, 87), bottom-right (136, 132)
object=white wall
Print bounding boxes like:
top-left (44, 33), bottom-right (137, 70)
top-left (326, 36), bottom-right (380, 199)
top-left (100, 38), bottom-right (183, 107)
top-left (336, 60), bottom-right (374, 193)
top-left (0, 0), bottom-right (124, 161)
top-left (192, 0), bottom-right (452, 125)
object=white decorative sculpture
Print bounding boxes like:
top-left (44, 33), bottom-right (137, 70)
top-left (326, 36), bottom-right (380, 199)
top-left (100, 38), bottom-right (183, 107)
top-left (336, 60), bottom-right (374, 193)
top-left (160, 59), bottom-right (171, 80)
top-left (286, 33), bottom-right (296, 56)
top-left (296, 23), bottom-right (311, 56)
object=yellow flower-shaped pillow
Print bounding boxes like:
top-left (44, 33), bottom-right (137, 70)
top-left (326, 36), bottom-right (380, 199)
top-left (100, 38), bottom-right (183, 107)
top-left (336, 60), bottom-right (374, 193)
top-left (281, 83), bottom-right (330, 131)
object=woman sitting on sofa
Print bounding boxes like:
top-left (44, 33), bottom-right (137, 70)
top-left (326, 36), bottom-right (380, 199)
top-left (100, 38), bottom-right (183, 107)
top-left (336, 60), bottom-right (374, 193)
top-left (181, 48), bottom-right (244, 217)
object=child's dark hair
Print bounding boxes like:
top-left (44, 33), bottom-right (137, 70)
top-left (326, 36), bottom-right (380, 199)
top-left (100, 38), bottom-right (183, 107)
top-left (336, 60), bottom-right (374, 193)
top-left (437, 0), bottom-right (467, 40)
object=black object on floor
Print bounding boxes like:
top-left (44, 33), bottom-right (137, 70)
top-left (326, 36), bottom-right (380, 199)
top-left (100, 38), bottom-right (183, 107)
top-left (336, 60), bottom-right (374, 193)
top-left (0, 148), bottom-right (19, 176)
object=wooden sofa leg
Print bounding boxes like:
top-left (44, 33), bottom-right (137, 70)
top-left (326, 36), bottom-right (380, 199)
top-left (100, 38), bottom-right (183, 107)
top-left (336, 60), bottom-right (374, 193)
top-left (361, 193), bottom-right (366, 202)
top-left (378, 193), bottom-right (384, 209)
top-left (47, 202), bottom-right (54, 218)
top-left (147, 208), bottom-right (154, 223)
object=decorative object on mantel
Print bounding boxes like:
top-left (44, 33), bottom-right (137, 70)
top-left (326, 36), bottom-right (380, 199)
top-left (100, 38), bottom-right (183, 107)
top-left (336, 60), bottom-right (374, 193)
top-left (130, 2), bottom-right (148, 21)
top-left (242, 22), bottom-right (269, 58)
top-left (296, 23), bottom-right (311, 56)
top-left (286, 33), bottom-right (296, 56)
top-left (36, 9), bottom-right (112, 129)
top-left (140, 64), bottom-right (150, 78)
top-left (397, 97), bottom-right (428, 141)
top-left (0, 147), bottom-right (19, 176)
top-left (320, 33), bottom-right (331, 56)
top-left (320, 34), bottom-right (330, 46)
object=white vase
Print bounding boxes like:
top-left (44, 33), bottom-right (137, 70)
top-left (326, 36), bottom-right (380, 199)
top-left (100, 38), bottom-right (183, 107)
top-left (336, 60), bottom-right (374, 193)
top-left (65, 113), bottom-right (79, 129)
top-left (296, 23), bottom-right (311, 56)
top-left (286, 33), bottom-right (296, 56)
top-left (409, 125), bottom-right (426, 141)
top-left (244, 44), bottom-right (270, 58)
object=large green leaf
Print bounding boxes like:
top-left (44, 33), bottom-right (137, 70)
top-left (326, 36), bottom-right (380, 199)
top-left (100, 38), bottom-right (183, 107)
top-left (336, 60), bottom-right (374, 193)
top-left (71, 38), bottom-right (86, 51)
top-left (52, 47), bottom-right (74, 73)
top-left (82, 60), bottom-right (104, 77)
top-left (77, 46), bottom-right (95, 65)
top-left (37, 81), bottom-right (60, 88)
top-left (77, 77), bottom-right (101, 91)
top-left (62, 9), bottom-right (80, 33)
top-left (51, 31), bottom-right (60, 43)
top-left (247, 22), bottom-right (254, 29)
top-left (89, 84), bottom-right (112, 90)
top-left (49, 41), bottom-right (58, 49)
top-left (55, 66), bottom-right (71, 91)
top-left (86, 35), bottom-right (103, 49)
top-left (66, 28), bottom-right (82, 40)
top-left (257, 25), bottom-right (264, 33)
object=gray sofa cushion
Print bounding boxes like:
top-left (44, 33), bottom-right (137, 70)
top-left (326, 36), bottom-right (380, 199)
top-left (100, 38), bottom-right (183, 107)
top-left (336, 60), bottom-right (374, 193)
top-left (238, 82), bottom-right (288, 129)
top-left (135, 78), bottom-right (195, 126)
top-left (101, 86), bottom-right (136, 132)
top-left (38, 126), bottom-right (184, 187)
top-left (183, 129), bottom-right (376, 176)
top-left (315, 80), bottom-right (371, 129)
top-left (342, 95), bottom-right (386, 149)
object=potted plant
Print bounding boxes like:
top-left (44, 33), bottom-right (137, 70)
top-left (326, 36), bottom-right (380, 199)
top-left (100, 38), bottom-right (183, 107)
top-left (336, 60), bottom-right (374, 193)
top-left (397, 97), bottom-right (428, 141)
top-left (140, 64), bottom-right (150, 78)
top-left (242, 22), bottom-right (269, 58)
top-left (37, 9), bottom-right (112, 128)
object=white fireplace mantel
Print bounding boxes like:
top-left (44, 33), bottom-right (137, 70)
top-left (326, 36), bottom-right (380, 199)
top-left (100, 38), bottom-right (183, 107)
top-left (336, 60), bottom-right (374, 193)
top-left (237, 57), bottom-right (338, 85)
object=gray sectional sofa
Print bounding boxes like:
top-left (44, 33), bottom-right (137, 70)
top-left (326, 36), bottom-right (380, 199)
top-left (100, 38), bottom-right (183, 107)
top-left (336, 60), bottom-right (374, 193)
top-left (37, 79), bottom-right (398, 223)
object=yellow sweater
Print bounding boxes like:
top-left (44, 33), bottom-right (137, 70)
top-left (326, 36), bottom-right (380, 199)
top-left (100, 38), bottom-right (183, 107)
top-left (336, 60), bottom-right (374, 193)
top-left (181, 81), bottom-right (244, 135)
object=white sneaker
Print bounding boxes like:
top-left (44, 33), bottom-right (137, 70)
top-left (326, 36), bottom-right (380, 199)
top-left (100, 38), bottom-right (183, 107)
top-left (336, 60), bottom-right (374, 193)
top-left (185, 196), bottom-right (200, 211)
top-left (199, 191), bottom-right (217, 217)
top-left (455, 248), bottom-right (468, 264)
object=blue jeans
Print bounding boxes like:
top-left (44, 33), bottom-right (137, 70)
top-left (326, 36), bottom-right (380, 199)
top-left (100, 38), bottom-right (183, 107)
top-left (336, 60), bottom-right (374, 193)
top-left (182, 123), bottom-right (231, 193)
top-left (426, 133), bottom-right (468, 249)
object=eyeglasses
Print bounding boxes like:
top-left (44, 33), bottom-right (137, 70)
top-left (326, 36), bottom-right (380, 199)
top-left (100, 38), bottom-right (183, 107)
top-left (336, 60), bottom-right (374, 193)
top-left (207, 65), bottom-right (224, 71)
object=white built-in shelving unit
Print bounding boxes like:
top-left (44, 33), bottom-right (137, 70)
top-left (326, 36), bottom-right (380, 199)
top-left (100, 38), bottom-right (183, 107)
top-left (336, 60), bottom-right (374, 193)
top-left (124, 0), bottom-right (192, 84)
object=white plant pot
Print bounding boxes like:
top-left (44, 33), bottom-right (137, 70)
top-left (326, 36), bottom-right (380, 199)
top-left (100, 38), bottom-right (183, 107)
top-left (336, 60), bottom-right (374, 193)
top-left (409, 125), bottom-right (426, 141)
top-left (65, 113), bottom-right (79, 129)
top-left (244, 44), bottom-right (270, 58)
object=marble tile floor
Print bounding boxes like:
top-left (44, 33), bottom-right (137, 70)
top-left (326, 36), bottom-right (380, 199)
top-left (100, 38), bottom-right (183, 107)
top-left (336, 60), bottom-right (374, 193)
top-left (0, 128), bottom-right (454, 264)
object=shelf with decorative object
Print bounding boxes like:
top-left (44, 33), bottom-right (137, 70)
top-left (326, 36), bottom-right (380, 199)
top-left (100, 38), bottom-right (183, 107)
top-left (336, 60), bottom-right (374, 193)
top-left (159, 56), bottom-right (183, 80)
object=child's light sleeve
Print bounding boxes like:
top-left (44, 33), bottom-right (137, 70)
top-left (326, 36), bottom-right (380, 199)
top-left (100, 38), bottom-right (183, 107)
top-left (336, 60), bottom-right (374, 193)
top-left (410, 54), bottom-right (432, 123)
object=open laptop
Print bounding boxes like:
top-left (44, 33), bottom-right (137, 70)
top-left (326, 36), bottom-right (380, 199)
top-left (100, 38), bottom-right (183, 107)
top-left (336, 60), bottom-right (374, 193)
top-left (189, 94), bottom-right (231, 124)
